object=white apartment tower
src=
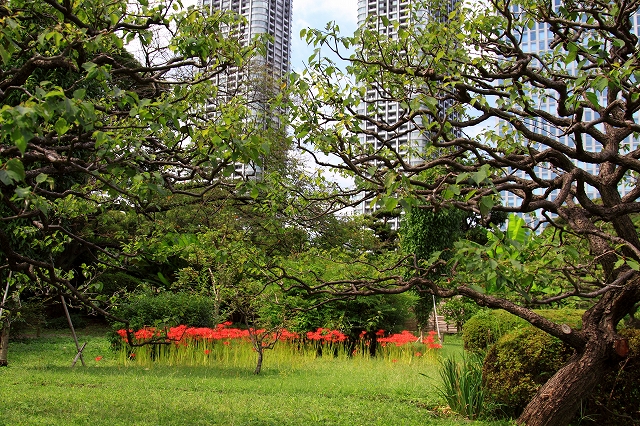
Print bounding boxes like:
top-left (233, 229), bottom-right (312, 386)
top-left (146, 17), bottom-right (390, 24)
top-left (200, 0), bottom-right (293, 178)
top-left (354, 0), bottom-right (458, 224)
top-left (201, 0), bottom-right (292, 80)
top-left (501, 4), bottom-right (640, 212)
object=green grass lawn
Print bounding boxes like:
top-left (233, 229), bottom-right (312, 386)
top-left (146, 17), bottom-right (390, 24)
top-left (0, 329), bottom-right (512, 425)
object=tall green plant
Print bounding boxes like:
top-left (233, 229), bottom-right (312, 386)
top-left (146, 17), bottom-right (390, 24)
top-left (437, 355), bottom-right (485, 420)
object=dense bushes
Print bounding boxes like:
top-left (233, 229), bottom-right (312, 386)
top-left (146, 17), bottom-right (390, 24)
top-left (482, 326), bottom-right (574, 417)
top-left (462, 308), bottom-right (584, 353)
top-left (462, 309), bottom-right (526, 352)
top-left (111, 292), bottom-right (219, 331)
top-left (463, 308), bottom-right (638, 422)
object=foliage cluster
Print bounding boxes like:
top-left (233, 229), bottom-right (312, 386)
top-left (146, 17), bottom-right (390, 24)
top-left (462, 308), bottom-right (584, 353)
top-left (482, 326), bottom-right (575, 418)
top-left (437, 354), bottom-right (485, 420)
top-left (110, 292), bottom-right (219, 332)
top-left (462, 309), bottom-right (527, 353)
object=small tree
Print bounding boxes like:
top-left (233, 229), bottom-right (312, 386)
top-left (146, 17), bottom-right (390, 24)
top-left (440, 297), bottom-right (481, 334)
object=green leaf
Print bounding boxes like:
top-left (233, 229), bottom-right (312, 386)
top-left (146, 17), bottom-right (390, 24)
top-left (11, 128), bottom-right (33, 154)
top-left (4, 158), bottom-right (25, 182)
top-left (506, 215), bottom-right (527, 244)
top-left (384, 197), bottom-right (399, 211)
top-left (250, 187), bottom-right (260, 199)
top-left (456, 173), bottom-right (470, 184)
top-left (54, 117), bottom-right (71, 135)
top-left (479, 196), bottom-right (494, 217)
top-left (472, 165), bottom-right (490, 185)
top-left (565, 42), bottom-right (578, 64)
top-left (585, 92), bottom-right (600, 109)
top-left (627, 259), bottom-right (640, 271)
top-left (35, 173), bottom-right (48, 184)
top-left (14, 186), bottom-right (30, 198)
top-left (73, 88), bottom-right (87, 100)
top-left (157, 272), bottom-right (171, 286)
top-left (0, 171), bottom-right (11, 185)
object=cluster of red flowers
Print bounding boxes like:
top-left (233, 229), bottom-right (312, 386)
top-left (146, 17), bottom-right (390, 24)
top-left (424, 330), bottom-right (443, 349)
top-left (116, 323), bottom-right (442, 350)
top-left (378, 330), bottom-right (419, 347)
top-left (306, 328), bottom-right (348, 343)
top-left (117, 322), bottom-right (303, 345)
top-left (377, 330), bottom-right (442, 349)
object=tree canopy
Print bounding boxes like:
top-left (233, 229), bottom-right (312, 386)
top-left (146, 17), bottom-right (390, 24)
top-left (289, 0), bottom-right (640, 424)
top-left (0, 0), bottom-right (274, 314)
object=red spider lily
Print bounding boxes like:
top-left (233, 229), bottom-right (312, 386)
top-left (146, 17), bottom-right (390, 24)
top-left (116, 324), bottom-right (440, 358)
top-left (425, 331), bottom-right (443, 349)
top-left (134, 327), bottom-right (157, 340)
top-left (204, 349), bottom-right (211, 355)
top-left (378, 330), bottom-right (417, 347)
top-left (278, 329), bottom-right (300, 341)
top-left (306, 328), bottom-right (347, 343)
top-left (95, 356), bottom-right (103, 361)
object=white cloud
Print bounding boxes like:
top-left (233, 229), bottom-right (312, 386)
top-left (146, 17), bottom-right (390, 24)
top-left (291, 0), bottom-right (358, 71)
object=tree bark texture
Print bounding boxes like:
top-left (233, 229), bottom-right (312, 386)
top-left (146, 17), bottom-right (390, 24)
top-left (517, 339), bottom-right (610, 425)
top-left (518, 275), bottom-right (640, 425)
top-left (0, 316), bottom-right (10, 367)
top-left (254, 348), bottom-right (263, 375)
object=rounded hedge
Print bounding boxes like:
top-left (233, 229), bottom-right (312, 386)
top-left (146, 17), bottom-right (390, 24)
top-left (482, 325), bottom-right (574, 418)
top-left (481, 324), bottom-right (639, 422)
top-left (462, 308), bottom-right (584, 353)
top-left (111, 291), bottom-right (218, 331)
top-left (462, 309), bottom-right (526, 352)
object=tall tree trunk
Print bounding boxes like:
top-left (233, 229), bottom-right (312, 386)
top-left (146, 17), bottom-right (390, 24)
top-left (254, 347), bottom-right (263, 375)
top-left (0, 314), bottom-right (10, 367)
top-left (518, 275), bottom-right (640, 425)
top-left (517, 338), bottom-right (610, 425)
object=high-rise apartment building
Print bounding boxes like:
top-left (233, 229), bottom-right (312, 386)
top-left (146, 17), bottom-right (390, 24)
top-left (501, 4), bottom-right (640, 212)
top-left (200, 0), bottom-right (293, 178)
top-left (201, 0), bottom-right (292, 80)
top-left (353, 0), bottom-right (458, 225)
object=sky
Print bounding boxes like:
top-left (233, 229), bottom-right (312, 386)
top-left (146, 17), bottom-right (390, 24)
top-left (290, 0), bottom-right (358, 72)
top-left (182, 0), bottom-right (359, 72)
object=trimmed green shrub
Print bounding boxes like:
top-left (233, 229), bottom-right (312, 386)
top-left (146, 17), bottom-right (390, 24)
top-left (111, 291), bottom-right (218, 331)
top-left (482, 326), bottom-right (574, 418)
top-left (462, 308), bottom-right (584, 353)
top-left (462, 309), bottom-right (526, 352)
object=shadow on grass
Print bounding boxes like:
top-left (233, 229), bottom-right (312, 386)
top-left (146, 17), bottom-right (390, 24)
top-left (17, 364), bottom-right (297, 379)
